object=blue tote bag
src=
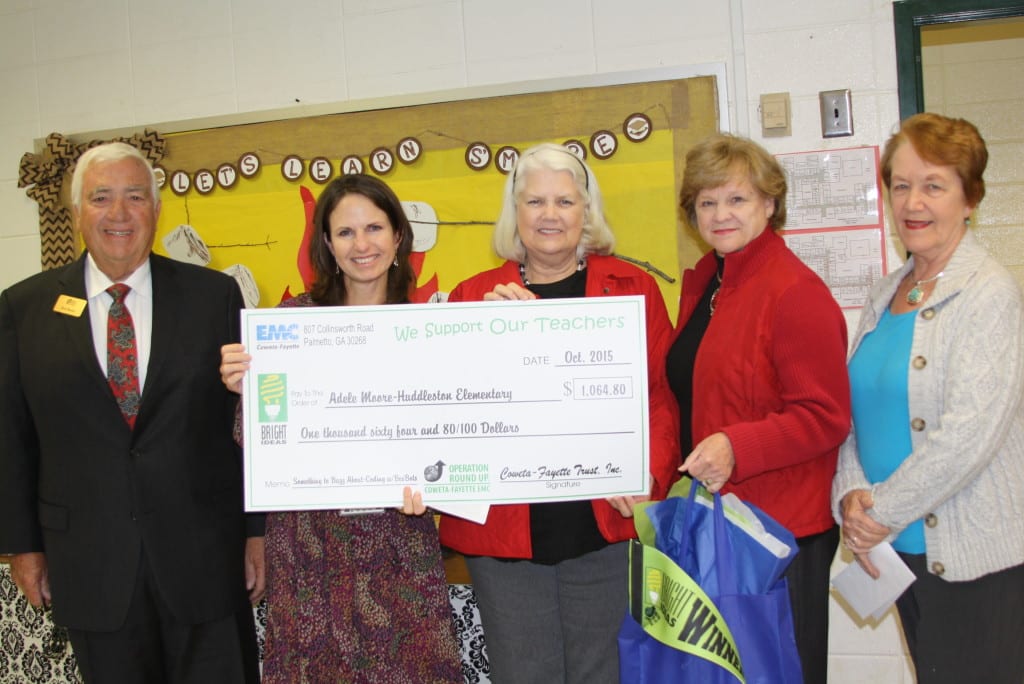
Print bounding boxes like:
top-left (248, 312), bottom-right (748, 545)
top-left (643, 478), bottom-right (798, 596)
top-left (618, 478), bottom-right (803, 683)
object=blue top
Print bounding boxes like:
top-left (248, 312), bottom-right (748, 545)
top-left (848, 307), bottom-right (924, 553)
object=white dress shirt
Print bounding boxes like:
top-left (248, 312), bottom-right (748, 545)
top-left (85, 255), bottom-right (153, 392)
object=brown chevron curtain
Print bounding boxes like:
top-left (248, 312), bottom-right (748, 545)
top-left (18, 130), bottom-right (166, 270)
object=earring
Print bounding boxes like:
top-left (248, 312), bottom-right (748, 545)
top-left (393, 257), bottom-right (399, 267)
top-left (335, 263), bottom-right (341, 275)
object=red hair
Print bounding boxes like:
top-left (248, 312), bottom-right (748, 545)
top-left (880, 113), bottom-right (988, 207)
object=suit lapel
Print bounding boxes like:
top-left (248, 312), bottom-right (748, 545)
top-left (139, 255), bottom-right (180, 423)
top-left (56, 258), bottom-right (109, 389)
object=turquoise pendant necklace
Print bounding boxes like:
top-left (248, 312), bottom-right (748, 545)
top-left (906, 271), bottom-right (944, 305)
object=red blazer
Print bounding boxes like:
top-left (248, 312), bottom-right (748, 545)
top-left (672, 229), bottom-right (851, 538)
top-left (438, 256), bottom-right (680, 558)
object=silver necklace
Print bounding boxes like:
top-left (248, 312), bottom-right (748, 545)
top-left (906, 271), bottom-right (944, 305)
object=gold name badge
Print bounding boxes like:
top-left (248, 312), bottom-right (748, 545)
top-left (53, 295), bottom-right (87, 317)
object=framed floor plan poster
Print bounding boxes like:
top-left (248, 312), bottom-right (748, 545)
top-left (777, 146), bottom-right (887, 309)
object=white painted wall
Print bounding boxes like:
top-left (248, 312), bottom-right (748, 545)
top-left (0, 0), bottom-right (916, 680)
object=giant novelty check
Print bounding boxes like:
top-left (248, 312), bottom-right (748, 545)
top-left (242, 296), bottom-right (650, 511)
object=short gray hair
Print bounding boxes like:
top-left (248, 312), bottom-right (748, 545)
top-left (70, 142), bottom-right (158, 209)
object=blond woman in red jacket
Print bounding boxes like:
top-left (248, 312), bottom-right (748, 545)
top-left (438, 143), bottom-right (679, 684)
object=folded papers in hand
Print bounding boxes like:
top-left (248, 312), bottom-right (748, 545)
top-left (831, 542), bottom-right (916, 621)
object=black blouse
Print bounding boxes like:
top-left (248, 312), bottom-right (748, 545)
top-left (665, 254), bottom-right (724, 455)
top-left (521, 269), bottom-right (607, 564)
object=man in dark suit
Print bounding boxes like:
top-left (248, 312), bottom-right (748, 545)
top-left (0, 142), bottom-right (264, 683)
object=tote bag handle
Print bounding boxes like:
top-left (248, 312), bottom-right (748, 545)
top-left (677, 477), bottom-right (741, 596)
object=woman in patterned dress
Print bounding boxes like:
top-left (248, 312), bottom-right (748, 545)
top-left (220, 175), bottom-right (462, 683)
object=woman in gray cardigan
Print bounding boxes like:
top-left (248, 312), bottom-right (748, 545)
top-left (832, 113), bottom-right (1024, 683)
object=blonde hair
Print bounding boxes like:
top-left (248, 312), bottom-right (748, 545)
top-left (678, 133), bottom-right (787, 231)
top-left (491, 143), bottom-right (615, 262)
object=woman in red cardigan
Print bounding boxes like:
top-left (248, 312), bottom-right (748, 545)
top-left (439, 143), bottom-right (679, 683)
top-left (666, 134), bottom-right (851, 684)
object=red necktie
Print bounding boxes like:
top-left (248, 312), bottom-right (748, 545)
top-left (106, 284), bottom-right (140, 428)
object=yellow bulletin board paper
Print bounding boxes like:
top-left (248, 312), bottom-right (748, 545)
top-left (49, 72), bottom-right (722, 319)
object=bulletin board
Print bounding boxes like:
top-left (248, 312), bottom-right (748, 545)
top-left (30, 72), bottom-right (721, 314)
top-left (19, 73), bottom-right (721, 587)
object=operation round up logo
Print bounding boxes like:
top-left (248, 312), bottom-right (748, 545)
top-left (423, 460), bottom-right (446, 482)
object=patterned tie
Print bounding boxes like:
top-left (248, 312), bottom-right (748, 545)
top-left (106, 284), bottom-right (140, 428)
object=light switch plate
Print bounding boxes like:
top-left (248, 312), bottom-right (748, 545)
top-left (819, 89), bottom-right (853, 137)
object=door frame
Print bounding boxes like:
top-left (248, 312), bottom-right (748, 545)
top-left (894, 0), bottom-right (1024, 118)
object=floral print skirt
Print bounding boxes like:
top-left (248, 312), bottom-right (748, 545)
top-left (261, 509), bottom-right (462, 683)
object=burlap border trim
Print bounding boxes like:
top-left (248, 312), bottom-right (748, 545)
top-left (18, 130), bottom-right (165, 271)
